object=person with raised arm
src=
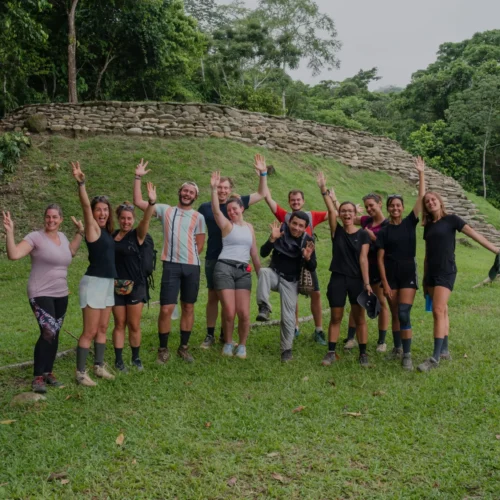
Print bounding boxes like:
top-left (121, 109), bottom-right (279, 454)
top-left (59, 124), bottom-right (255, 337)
top-left (376, 157), bottom-right (425, 371)
top-left (209, 171), bottom-right (261, 358)
top-left (112, 181), bottom-right (157, 372)
top-left (317, 172), bottom-right (372, 368)
top-left (133, 160), bottom-right (206, 364)
top-left (197, 154), bottom-right (268, 349)
top-left (3, 207), bottom-right (83, 393)
top-left (417, 189), bottom-right (500, 372)
top-left (72, 161), bottom-right (117, 387)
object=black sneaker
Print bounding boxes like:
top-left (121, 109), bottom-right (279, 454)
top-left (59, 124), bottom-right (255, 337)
top-left (280, 349), bottom-right (293, 363)
top-left (115, 360), bottom-right (128, 373)
top-left (43, 372), bottom-right (64, 387)
top-left (256, 304), bottom-right (270, 322)
top-left (200, 335), bottom-right (216, 349)
top-left (132, 358), bottom-right (144, 371)
top-left (32, 376), bottom-right (47, 394)
top-left (359, 353), bottom-right (370, 367)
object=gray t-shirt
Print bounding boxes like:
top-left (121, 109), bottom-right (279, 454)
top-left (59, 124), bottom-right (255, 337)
top-left (23, 231), bottom-right (72, 298)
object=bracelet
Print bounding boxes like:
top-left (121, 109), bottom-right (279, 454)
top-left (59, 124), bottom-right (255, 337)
top-left (148, 200), bottom-right (156, 206)
top-left (321, 191), bottom-right (328, 196)
top-left (77, 231), bottom-right (84, 237)
top-left (260, 172), bottom-right (267, 177)
top-left (134, 175), bottom-right (141, 180)
top-left (77, 180), bottom-right (85, 186)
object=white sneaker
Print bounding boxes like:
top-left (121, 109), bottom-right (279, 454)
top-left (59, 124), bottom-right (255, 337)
top-left (93, 364), bottom-right (115, 380)
top-left (344, 338), bottom-right (358, 350)
top-left (376, 343), bottom-right (387, 353)
top-left (76, 370), bottom-right (97, 387)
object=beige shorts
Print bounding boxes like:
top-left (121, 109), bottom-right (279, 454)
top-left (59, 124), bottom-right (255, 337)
top-left (79, 275), bottom-right (115, 309)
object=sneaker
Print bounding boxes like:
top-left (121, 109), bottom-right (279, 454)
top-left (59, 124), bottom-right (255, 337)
top-left (115, 360), bottom-right (129, 373)
top-left (376, 342), bottom-right (387, 353)
top-left (359, 353), bottom-right (370, 367)
top-left (440, 350), bottom-right (452, 361)
top-left (132, 358), bottom-right (144, 371)
top-left (344, 338), bottom-right (358, 350)
top-left (177, 346), bottom-right (194, 363)
top-left (321, 351), bottom-right (337, 366)
top-left (222, 343), bottom-right (234, 357)
top-left (294, 327), bottom-right (300, 338)
top-left (43, 372), bottom-right (63, 387)
top-left (417, 357), bottom-right (439, 372)
top-left (76, 370), bottom-right (97, 387)
top-left (402, 353), bottom-right (413, 371)
top-left (386, 347), bottom-right (403, 361)
top-left (32, 376), bottom-right (47, 394)
top-left (313, 330), bottom-right (327, 346)
top-left (234, 345), bottom-right (247, 359)
top-left (93, 364), bottom-right (115, 380)
top-left (256, 304), bottom-right (270, 322)
top-left (157, 347), bottom-right (170, 364)
top-left (200, 335), bottom-right (216, 349)
top-left (280, 349), bottom-right (293, 363)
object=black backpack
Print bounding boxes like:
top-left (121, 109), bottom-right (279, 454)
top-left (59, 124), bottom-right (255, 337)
top-left (138, 233), bottom-right (157, 292)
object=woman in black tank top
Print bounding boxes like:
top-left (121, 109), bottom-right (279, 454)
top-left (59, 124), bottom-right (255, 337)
top-left (72, 161), bottom-right (117, 387)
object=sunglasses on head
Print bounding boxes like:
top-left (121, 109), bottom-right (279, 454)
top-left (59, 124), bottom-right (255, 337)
top-left (92, 195), bottom-right (109, 203)
top-left (119, 203), bottom-right (134, 211)
top-left (387, 194), bottom-right (403, 202)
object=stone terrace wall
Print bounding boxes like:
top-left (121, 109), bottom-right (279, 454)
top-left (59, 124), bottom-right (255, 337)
top-left (2, 101), bottom-right (499, 245)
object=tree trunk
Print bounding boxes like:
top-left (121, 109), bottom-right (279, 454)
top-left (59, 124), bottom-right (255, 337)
top-left (95, 52), bottom-right (117, 99)
top-left (482, 132), bottom-right (490, 199)
top-left (67, 0), bottom-right (79, 103)
top-left (281, 61), bottom-right (287, 116)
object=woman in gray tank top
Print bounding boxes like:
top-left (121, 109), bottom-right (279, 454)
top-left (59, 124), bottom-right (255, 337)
top-left (210, 171), bottom-right (261, 359)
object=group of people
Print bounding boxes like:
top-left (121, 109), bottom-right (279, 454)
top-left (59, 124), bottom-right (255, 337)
top-left (3, 154), bottom-right (499, 392)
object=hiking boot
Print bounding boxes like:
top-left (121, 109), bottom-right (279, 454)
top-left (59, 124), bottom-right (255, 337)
top-left (281, 349), bottom-right (293, 363)
top-left (93, 364), bottom-right (115, 380)
top-left (32, 376), bottom-right (47, 394)
top-left (344, 338), bottom-right (358, 350)
top-left (440, 350), bottom-right (452, 361)
top-left (234, 344), bottom-right (247, 359)
top-left (359, 353), bottom-right (370, 367)
top-left (402, 353), bottom-right (413, 371)
top-left (43, 372), bottom-right (63, 387)
top-left (132, 358), bottom-right (144, 371)
top-left (313, 330), bottom-right (327, 346)
top-left (177, 346), bottom-right (194, 363)
top-left (417, 357), bottom-right (439, 372)
top-left (222, 343), bottom-right (234, 357)
top-left (321, 351), bottom-right (337, 366)
top-left (157, 347), bottom-right (170, 364)
top-left (115, 360), bottom-right (129, 373)
top-left (76, 370), bottom-right (97, 387)
top-left (200, 335), bottom-right (216, 349)
top-left (294, 327), bottom-right (300, 338)
top-left (386, 347), bottom-right (403, 361)
top-left (376, 342), bottom-right (387, 353)
top-left (256, 304), bottom-right (270, 322)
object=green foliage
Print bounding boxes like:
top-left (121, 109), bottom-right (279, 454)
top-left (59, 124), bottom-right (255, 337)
top-left (0, 131), bottom-right (31, 178)
top-left (219, 85), bottom-right (282, 114)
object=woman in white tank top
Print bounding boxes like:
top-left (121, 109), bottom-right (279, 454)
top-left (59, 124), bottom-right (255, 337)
top-left (210, 171), bottom-right (261, 359)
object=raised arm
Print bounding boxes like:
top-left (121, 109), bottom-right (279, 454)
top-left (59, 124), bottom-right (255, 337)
top-left (71, 161), bottom-right (100, 243)
top-left (462, 225), bottom-right (500, 255)
top-left (249, 224), bottom-right (261, 275)
top-left (264, 187), bottom-right (278, 215)
top-left (211, 171), bottom-right (232, 235)
top-left (317, 172), bottom-right (337, 235)
top-left (69, 216), bottom-right (84, 257)
top-left (261, 220), bottom-right (282, 257)
top-left (2, 211), bottom-right (33, 260)
top-left (412, 156), bottom-right (425, 217)
top-left (133, 158), bottom-right (151, 212)
top-left (136, 182), bottom-right (157, 245)
top-left (248, 154), bottom-right (268, 205)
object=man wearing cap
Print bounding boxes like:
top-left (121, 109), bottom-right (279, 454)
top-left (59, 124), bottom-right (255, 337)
top-left (256, 213), bottom-right (316, 362)
top-left (133, 159), bottom-right (206, 363)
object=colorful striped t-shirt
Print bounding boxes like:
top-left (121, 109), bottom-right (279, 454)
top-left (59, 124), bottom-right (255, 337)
top-left (155, 204), bottom-right (206, 265)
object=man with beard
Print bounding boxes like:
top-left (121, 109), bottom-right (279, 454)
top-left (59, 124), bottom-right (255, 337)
top-left (134, 160), bottom-right (206, 363)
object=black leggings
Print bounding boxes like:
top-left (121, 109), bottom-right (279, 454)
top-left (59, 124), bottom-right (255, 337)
top-left (29, 296), bottom-right (69, 376)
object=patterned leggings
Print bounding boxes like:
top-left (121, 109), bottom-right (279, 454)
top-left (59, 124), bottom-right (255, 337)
top-left (29, 296), bottom-right (68, 376)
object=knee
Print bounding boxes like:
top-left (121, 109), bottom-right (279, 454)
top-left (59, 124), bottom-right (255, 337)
top-left (114, 318), bottom-right (126, 331)
top-left (181, 303), bottom-right (194, 314)
top-left (398, 303), bottom-right (412, 330)
top-left (127, 321), bottom-right (141, 335)
top-left (330, 312), bottom-right (343, 325)
top-left (432, 304), bottom-right (447, 318)
top-left (160, 304), bottom-right (175, 316)
top-left (237, 310), bottom-right (250, 324)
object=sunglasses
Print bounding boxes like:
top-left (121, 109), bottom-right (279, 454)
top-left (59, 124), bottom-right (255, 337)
top-left (387, 194), bottom-right (403, 200)
top-left (92, 195), bottom-right (109, 203)
top-left (119, 203), bottom-right (134, 211)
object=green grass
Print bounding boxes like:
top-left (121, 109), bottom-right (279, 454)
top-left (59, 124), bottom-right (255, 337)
top-left (465, 191), bottom-right (500, 229)
top-left (1, 136), bottom-right (500, 498)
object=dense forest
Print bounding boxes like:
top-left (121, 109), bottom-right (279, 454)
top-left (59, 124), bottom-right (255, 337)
top-left (1, 0), bottom-right (499, 204)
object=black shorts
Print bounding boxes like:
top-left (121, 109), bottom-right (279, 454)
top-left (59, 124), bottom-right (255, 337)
top-left (369, 262), bottom-right (381, 285)
top-left (205, 259), bottom-right (217, 290)
top-left (326, 272), bottom-right (364, 308)
top-left (312, 269), bottom-right (320, 292)
top-left (425, 273), bottom-right (456, 292)
top-left (160, 262), bottom-right (201, 305)
top-left (114, 283), bottom-right (148, 307)
top-left (386, 259), bottom-right (418, 290)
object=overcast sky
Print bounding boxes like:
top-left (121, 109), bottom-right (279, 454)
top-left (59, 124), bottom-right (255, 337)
top-left (218, 0), bottom-right (500, 89)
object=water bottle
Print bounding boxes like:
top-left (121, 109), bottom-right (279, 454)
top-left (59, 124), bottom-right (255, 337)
top-left (425, 294), bottom-right (433, 313)
top-left (171, 304), bottom-right (179, 320)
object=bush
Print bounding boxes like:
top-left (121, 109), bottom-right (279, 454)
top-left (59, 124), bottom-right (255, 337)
top-left (0, 132), bottom-right (31, 178)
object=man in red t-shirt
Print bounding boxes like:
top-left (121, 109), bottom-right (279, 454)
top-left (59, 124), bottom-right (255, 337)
top-left (264, 188), bottom-right (328, 345)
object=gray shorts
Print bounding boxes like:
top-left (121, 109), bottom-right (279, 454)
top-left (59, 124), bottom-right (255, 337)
top-left (213, 260), bottom-right (252, 291)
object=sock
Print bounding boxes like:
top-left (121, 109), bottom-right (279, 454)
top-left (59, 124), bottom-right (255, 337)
top-left (180, 330), bottom-right (191, 347)
top-left (219, 327), bottom-right (224, 339)
top-left (94, 342), bottom-right (106, 366)
top-left (402, 338), bottom-right (412, 354)
top-left (377, 330), bottom-right (387, 345)
top-left (442, 335), bottom-right (449, 352)
top-left (359, 344), bottom-right (367, 356)
top-left (392, 330), bottom-right (402, 349)
top-left (114, 347), bottom-right (123, 364)
top-left (328, 342), bottom-right (336, 352)
top-left (207, 327), bottom-right (215, 338)
top-left (159, 332), bottom-right (169, 349)
top-left (432, 338), bottom-right (444, 361)
top-left (347, 326), bottom-right (356, 340)
top-left (131, 346), bottom-right (140, 361)
top-left (76, 346), bottom-right (89, 372)
top-left (315, 326), bottom-right (323, 333)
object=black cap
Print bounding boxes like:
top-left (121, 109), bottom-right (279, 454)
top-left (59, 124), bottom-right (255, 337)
top-left (357, 290), bottom-right (381, 319)
top-left (488, 254), bottom-right (500, 281)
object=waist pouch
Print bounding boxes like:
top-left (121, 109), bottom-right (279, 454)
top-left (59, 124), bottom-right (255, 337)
top-left (218, 259), bottom-right (250, 272)
top-left (114, 279), bottom-right (134, 295)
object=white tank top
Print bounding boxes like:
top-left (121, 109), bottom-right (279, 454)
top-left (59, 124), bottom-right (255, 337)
top-left (219, 223), bottom-right (253, 263)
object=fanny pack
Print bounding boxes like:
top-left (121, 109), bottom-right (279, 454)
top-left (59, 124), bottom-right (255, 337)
top-left (114, 279), bottom-right (134, 295)
top-left (218, 259), bottom-right (251, 272)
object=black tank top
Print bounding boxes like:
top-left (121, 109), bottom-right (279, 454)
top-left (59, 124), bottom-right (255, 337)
top-left (85, 230), bottom-right (117, 278)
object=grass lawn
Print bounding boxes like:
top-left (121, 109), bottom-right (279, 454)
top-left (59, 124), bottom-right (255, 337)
top-left (0, 136), bottom-right (499, 498)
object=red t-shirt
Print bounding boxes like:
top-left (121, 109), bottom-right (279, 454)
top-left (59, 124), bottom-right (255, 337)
top-left (275, 204), bottom-right (327, 236)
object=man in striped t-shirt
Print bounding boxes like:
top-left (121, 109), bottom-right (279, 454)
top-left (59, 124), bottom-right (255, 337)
top-left (133, 160), bottom-right (206, 363)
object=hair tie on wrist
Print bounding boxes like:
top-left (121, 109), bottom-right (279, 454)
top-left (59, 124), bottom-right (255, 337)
top-left (260, 172), bottom-right (267, 177)
top-left (135, 175), bottom-right (141, 180)
top-left (77, 180), bottom-right (85, 186)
